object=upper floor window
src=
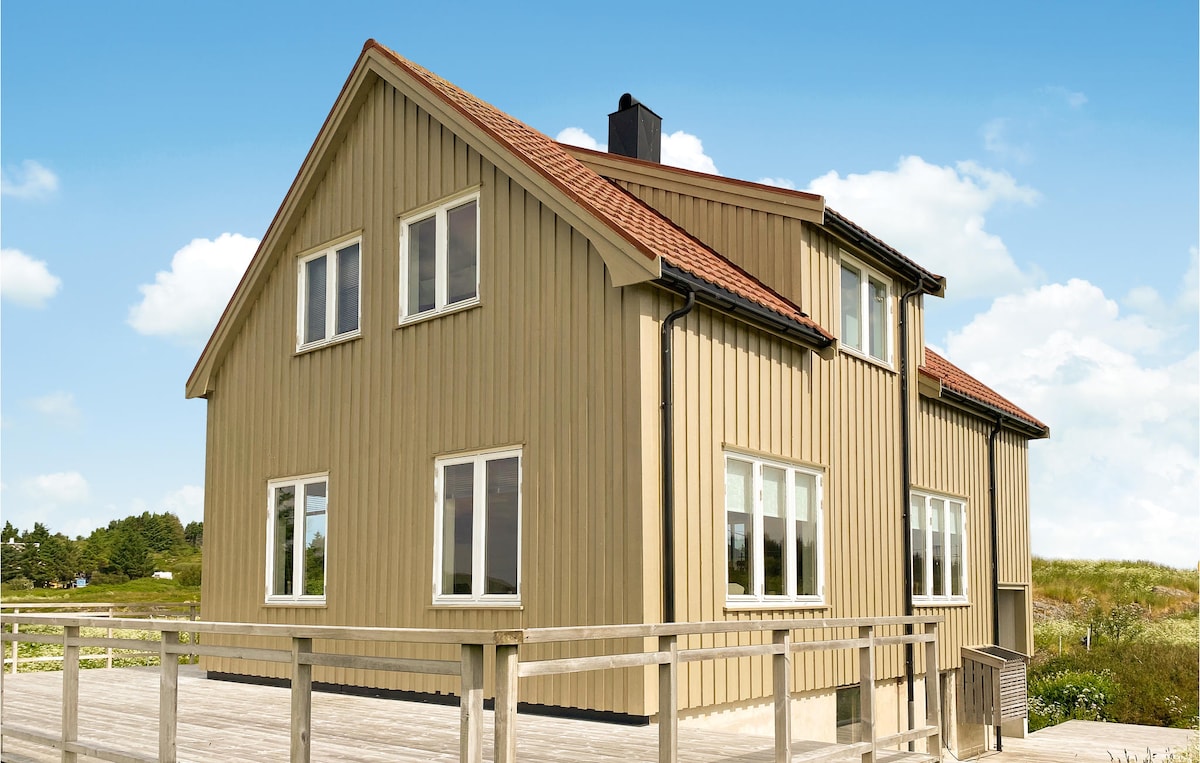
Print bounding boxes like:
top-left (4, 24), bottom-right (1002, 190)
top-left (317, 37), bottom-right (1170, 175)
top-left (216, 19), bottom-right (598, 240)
top-left (433, 447), bottom-right (521, 605)
top-left (839, 253), bottom-right (892, 364)
top-left (400, 192), bottom-right (479, 322)
top-left (267, 474), bottom-right (328, 604)
top-left (725, 451), bottom-right (824, 606)
top-left (910, 490), bottom-right (968, 604)
top-left (297, 238), bottom-right (361, 351)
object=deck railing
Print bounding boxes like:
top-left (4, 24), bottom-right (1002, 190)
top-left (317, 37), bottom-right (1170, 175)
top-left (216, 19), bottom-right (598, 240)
top-left (0, 612), bottom-right (943, 763)
top-left (1, 603), bottom-right (199, 673)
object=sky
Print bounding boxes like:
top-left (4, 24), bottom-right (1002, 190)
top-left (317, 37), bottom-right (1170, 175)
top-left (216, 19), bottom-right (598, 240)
top-left (1, 2), bottom-right (1196, 567)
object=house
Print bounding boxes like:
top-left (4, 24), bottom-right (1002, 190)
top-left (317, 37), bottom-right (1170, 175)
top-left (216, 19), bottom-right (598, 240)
top-left (187, 39), bottom-right (1047, 758)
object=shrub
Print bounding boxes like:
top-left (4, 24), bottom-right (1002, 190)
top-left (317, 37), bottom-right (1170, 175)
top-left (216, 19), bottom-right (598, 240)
top-left (4, 576), bottom-right (33, 591)
top-left (1029, 669), bottom-right (1117, 730)
top-left (88, 571), bottom-right (129, 585)
top-left (174, 563), bottom-right (201, 587)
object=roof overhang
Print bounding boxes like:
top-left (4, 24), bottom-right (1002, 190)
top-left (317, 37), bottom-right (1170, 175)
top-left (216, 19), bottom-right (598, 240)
top-left (918, 375), bottom-right (1050, 439)
top-left (822, 209), bottom-right (946, 298)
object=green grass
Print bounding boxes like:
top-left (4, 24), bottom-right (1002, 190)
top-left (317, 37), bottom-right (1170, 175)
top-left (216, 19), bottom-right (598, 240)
top-left (2, 576), bottom-right (200, 605)
top-left (1033, 557), bottom-right (1198, 615)
top-left (3, 624), bottom-right (195, 673)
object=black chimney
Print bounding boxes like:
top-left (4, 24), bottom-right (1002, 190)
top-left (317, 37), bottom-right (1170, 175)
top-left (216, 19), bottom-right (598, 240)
top-left (608, 93), bottom-right (661, 163)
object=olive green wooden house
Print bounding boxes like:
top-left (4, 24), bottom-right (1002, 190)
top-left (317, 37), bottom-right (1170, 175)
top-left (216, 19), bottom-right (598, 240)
top-left (187, 40), bottom-right (1047, 757)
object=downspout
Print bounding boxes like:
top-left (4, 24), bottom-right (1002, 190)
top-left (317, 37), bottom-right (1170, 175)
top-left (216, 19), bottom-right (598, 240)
top-left (660, 288), bottom-right (695, 624)
top-left (989, 415), bottom-right (1003, 751)
top-left (898, 283), bottom-right (923, 746)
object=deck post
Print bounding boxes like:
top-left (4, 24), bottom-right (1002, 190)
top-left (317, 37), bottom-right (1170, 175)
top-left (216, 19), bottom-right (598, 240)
top-left (924, 621), bottom-right (941, 758)
top-left (290, 637), bottom-right (313, 763)
top-left (159, 630), bottom-right (180, 763)
top-left (494, 643), bottom-right (519, 763)
top-left (459, 643), bottom-right (485, 763)
top-left (772, 628), bottom-right (792, 763)
top-left (9, 609), bottom-right (18, 675)
top-left (62, 625), bottom-right (80, 763)
top-left (106, 607), bottom-right (114, 669)
top-left (858, 625), bottom-right (875, 763)
top-left (657, 634), bottom-right (679, 763)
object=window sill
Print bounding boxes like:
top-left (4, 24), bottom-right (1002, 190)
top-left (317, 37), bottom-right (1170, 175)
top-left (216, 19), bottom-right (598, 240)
top-left (724, 601), bottom-right (828, 613)
top-left (430, 600), bottom-right (523, 610)
top-left (264, 600), bottom-right (328, 607)
top-left (398, 298), bottom-right (481, 328)
top-left (913, 598), bottom-right (970, 608)
top-left (838, 345), bottom-right (896, 373)
top-left (296, 330), bottom-right (362, 356)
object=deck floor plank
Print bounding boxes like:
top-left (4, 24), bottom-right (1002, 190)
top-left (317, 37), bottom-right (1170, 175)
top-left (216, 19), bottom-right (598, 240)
top-left (3, 667), bottom-right (1193, 762)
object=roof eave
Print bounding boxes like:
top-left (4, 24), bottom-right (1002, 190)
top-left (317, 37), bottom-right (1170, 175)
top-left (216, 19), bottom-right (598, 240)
top-left (920, 374), bottom-right (1050, 439)
top-left (823, 210), bottom-right (946, 297)
top-left (659, 263), bottom-right (835, 356)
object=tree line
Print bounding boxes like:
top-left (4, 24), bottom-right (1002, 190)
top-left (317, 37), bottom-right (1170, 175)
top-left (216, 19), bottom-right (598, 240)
top-left (1, 512), bottom-right (202, 589)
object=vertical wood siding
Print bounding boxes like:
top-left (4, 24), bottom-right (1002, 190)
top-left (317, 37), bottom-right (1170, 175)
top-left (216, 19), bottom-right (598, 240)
top-left (201, 78), bottom-right (649, 714)
top-left (912, 399), bottom-right (1033, 669)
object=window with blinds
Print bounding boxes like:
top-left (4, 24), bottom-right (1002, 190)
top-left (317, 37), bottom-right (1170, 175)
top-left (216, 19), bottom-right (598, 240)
top-left (297, 238), bottom-right (362, 350)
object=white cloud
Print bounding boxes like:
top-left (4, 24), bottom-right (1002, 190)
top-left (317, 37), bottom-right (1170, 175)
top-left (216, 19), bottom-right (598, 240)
top-left (160, 485), bottom-right (204, 524)
top-left (1043, 85), bottom-right (1088, 109)
top-left (555, 127), bottom-right (604, 152)
top-left (554, 127), bottom-right (720, 175)
top-left (30, 391), bottom-right (79, 422)
top-left (1, 248), bottom-right (62, 307)
top-left (808, 156), bottom-right (1040, 299)
top-left (756, 177), bottom-right (796, 190)
top-left (1, 160), bottom-right (59, 199)
top-left (981, 118), bottom-right (1031, 163)
top-left (128, 233), bottom-right (258, 344)
top-left (944, 275), bottom-right (1199, 568)
top-left (661, 131), bottom-right (718, 174)
top-left (24, 471), bottom-right (90, 505)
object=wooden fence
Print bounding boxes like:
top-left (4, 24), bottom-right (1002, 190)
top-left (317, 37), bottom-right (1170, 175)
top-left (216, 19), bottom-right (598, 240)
top-left (1, 603), bottom-right (199, 674)
top-left (0, 613), bottom-right (943, 763)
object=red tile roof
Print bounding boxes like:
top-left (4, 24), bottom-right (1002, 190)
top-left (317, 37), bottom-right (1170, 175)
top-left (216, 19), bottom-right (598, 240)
top-left (920, 348), bottom-right (1047, 432)
top-left (367, 40), bottom-right (832, 342)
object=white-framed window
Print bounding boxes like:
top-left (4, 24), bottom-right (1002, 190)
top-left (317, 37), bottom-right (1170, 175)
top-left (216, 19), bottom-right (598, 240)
top-left (296, 237), bottom-right (361, 350)
top-left (724, 451), bottom-right (824, 605)
top-left (400, 192), bottom-right (480, 322)
top-left (433, 447), bottom-right (521, 604)
top-left (266, 474), bottom-right (329, 604)
top-left (839, 253), bottom-right (893, 364)
top-left (910, 490), bottom-right (968, 604)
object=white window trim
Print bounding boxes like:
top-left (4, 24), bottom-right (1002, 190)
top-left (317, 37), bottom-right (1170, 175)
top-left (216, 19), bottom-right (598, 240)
top-left (265, 472), bottom-right (329, 605)
top-left (295, 236), bottom-right (363, 352)
top-left (724, 450), bottom-right (825, 607)
top-left (399, 191), bottom-right (481, 324)
top-left (911, 490), bottom-right (969, 606)
top-left (432, 446), bottom-right (522, 606)
top-left (838, 251), bottom-right (894, 367)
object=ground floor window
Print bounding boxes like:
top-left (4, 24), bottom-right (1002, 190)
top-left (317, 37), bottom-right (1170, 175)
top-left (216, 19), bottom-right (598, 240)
top-left (724, 451), bottom-right (824, 605)
top-left (910, 490), bottom-right (968, 604)
top-left (434, 447), bottom-right (521, 604)
top-left (266, 474), bottom-right (328, 603)
top-left (836, 685), bottom-right (862, 743)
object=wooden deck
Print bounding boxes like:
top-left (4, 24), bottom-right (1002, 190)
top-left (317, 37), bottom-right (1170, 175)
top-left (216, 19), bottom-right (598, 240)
top-left (0, 666), bottom-right (929, 763)
top-left (979, 720), bottom-right (1197, 763)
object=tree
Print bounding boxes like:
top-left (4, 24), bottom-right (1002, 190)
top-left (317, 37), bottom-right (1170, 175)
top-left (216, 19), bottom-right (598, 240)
top-left (108, 530), bottom-right (154, 579)
top-left (1, 521), bottom-right (18, 543)
top-left (184, 521), bottom-right (203, 549)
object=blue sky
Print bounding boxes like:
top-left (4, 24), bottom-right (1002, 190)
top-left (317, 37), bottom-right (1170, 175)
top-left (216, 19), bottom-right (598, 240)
top-left (2, 2), bottom-right (1196, 566)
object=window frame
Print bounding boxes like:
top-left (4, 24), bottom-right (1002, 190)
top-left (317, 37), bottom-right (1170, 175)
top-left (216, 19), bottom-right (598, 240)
top-left (295, 236), bottom-right (362, 352)
top-left (432, 446), bottom-right (523, 606)
top-left (723, 450), bottom-right (825, 607)
top-left (910, 489), bottom-right (969, 605)
top-left (838, 251), bottom-right (894, 366)
top-left (399, 190), bottom-right (481, 324)
top-left (265, 472), bottom-right (329, 605)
